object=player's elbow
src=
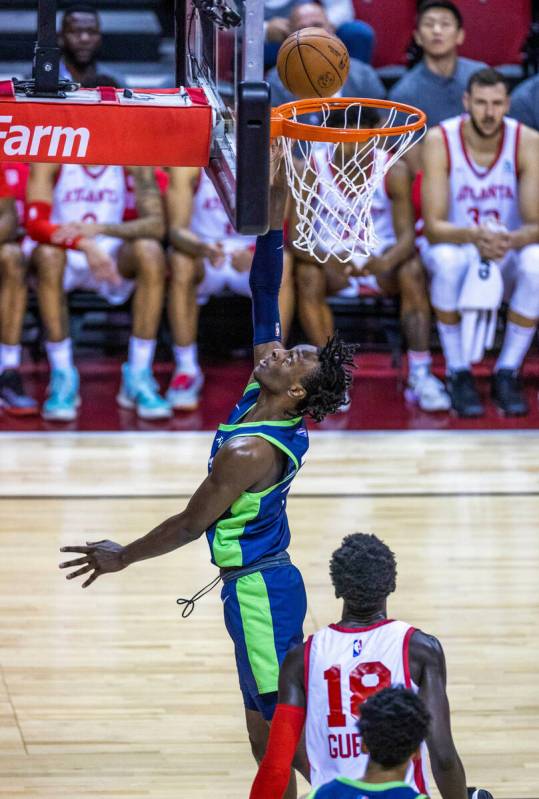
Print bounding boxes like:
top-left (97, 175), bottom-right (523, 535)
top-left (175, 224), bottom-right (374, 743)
top-left (429, 740), bottom-right (461, 774)
top-left (423, 220), bottom-right (444, 244)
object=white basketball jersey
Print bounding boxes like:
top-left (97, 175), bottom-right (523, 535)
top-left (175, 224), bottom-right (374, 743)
top-left (51, 165), bottom-right (128, 225)
top-left (311, 145), bottom-right (396, 252)
top-left (305, 620), bottom-right (428, 791)
top-left (440, 114), bottom-right (522, 231)
top-left (190, 170), bottom-right (255, 252)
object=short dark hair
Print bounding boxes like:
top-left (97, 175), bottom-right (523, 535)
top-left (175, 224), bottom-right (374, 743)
top-left (330, 532), bottom-right (396, 610)
top-left (417, 0), bottom-right (463, 28)
top-left (296, 333), bottom-right (358, 422)
top-left (358, 688), bottom-right (431, 769)
top-left (62, 3), bottom-right (99, 23)
top-left (325, 105), bottom-right (381, 130)
top-left (467, 67), bottom-right (509, 94)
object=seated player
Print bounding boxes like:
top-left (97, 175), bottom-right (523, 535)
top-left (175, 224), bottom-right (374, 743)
top-left (302, 687), bottom-right (431, 799)
top-left (0, 163), bottom-right (37, 414)
top-left (293, 107), bottom-right (450, 412)
top-left (165, 166), bottom-right (294, 411)
top-left (25, 163), bottom-right (170, 422)
top-left (422, 68), bottom-right (539, 417)
top-left (250, 533), bottom-right (492, 799)
top-left (60, 163), bottom-right (357, 799)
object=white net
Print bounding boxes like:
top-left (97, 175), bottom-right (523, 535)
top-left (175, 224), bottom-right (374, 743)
top-left (278, 101), bottom-right (425, 264)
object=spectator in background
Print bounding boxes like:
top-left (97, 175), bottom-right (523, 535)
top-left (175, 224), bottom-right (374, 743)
top-left (389, 1), bottom-right (486, 128)
top-left (267, 2), bottom-right (385, 107)
top-left (0, 166), bottom-right (37, 415)
top-left (165, 167), bottom-right (294, 411)
top-left (25, 164), bottom-right (170, 422)
top-left (509, 72), bottom-right (539, 131)
top-left (264, 0), bottom-right (375, 71)
top-left (59, 3), bottom-right (123, 88)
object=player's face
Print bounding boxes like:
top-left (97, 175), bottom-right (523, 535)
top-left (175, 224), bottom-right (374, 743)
top-left (61, 13), bottom-right (101, 65)
top-left (415, 8), bottom-right (464, 57)
top-left (254, 345), bottom-right (320, 399)
top-left (464, 83), bottom-right (509, 138)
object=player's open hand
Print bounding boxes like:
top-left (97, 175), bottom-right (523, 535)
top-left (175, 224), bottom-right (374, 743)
top-left (202, 241), bottom-right (225, 267)
top-left (59, 539), bottom-right (126, 588)
top-left (231, 248), bottom-right (254, 273)
top-left (80, 240), bottom-right (122, 285)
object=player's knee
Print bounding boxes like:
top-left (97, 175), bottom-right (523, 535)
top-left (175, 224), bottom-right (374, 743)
top-left (398, 256), bottom-right (426, 295)
top-left (428, 244), bottom-right (468, 311)
top-left (296, 262), bottom-right (324, 300)
top-left (169, 251), bottom-right (199, 287)
top-left (0, 242), bottom-right (25, 280)
top-left (133, 239), bottom-right (166, 282)
top-left (33, 245), bottom-right (65, 281)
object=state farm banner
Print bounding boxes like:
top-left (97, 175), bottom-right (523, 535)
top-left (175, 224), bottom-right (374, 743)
top-left (0, 84), bottom-right (212, 167)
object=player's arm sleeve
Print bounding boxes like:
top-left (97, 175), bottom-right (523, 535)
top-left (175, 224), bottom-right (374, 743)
top-left (249, 703), bottom-right (306, 799)
top-left (249, 228), bottom-right (283, 346)
top-left (25, 202), bottom-right (81, 249)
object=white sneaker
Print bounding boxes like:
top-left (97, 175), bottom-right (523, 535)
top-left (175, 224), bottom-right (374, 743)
top-left (166, 370), bottom-right (204, 411)
top-left (405, 371), bottom-right (451, 412)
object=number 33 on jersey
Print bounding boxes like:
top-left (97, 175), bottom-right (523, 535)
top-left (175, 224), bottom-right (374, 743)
top-left (304, 619), bottom-right (429, 791)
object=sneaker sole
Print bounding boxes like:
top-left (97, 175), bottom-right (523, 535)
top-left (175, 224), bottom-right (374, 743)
top-left (117, 392), bottom-right (172, 420)
top-left (2, 404), bottom-right (40, 417)
top-left (404, 388), bottom-right (451, 412)
top-left (42, 397), bottom-right (81, 422)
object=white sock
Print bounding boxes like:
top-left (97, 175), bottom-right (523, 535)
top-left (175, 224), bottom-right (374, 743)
top-left (437, 322), bottom-right (467, 373)
top-left (495, 321), bottom-right (537, 372)
top-left (46, 338), bottom-right (73, 371)
top-left (408, 350), bottom-right (431, 380)
top-left (0, 343), bottom-right (21, 371)
top-left (173, 344), bottom-right (199, 375)
top-left (128, 337), bottom-right (156, 373)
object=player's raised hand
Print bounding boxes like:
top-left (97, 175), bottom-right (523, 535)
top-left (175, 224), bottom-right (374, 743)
top-left (59, 539), bottom-right (126, 588)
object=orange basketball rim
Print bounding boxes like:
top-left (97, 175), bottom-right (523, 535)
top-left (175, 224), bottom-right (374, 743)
top-left (271, 97), bottom-right (427, 142)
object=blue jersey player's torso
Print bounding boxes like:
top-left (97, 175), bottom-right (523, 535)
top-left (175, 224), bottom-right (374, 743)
top-left (206, 381), bottom-right (309, 568)
top-left (309, 778), bottom-right (427, 799)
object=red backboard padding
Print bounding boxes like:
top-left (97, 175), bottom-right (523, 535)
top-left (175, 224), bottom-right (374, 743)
top-left (352, 0), bottom-right (416, 67)
top-left (0, 85), bottom-right (212, 167)
top-left (456, 0), bottom-right (531, 66)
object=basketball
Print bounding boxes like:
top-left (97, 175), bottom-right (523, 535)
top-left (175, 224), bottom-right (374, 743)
top-left (276, 27), bottom-right (350, 99)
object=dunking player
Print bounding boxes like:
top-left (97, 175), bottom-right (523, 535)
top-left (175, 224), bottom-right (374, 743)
top-left (250, 533), bottom-right (492, 799)
top-left (59, 163), bottom-right (357, 798)
top-left (293, 107), bottom-right (449, 412)
top-left (421, 67), bottom-right (539, 417)
top-left (302, 687), bottom-right (431, 799)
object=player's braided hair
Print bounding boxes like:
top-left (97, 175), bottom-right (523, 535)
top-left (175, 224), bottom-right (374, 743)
top-left (330, 532), bottom-right (397, 610)
top-left (358, 687), bottom-right (431, 768)
top-left (296, 333), bottom-right (358, 423)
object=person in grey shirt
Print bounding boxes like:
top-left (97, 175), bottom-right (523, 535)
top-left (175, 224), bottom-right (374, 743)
top-left (509, 73), bottom-right (539, 131)
top-left (389, 0), bottom-right (486, 128)
top-left (266, 2), bottom-right (385, 107)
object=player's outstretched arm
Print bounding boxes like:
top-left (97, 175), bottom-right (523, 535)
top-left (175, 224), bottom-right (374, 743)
top-left (249, 643), bottom-right (307, 799)
top-left (59, 438), bottom-right (275, 588)
top-left (410, 630), bottom-right (467, 799)
top-left (250, 154), bottom-right (289, 368)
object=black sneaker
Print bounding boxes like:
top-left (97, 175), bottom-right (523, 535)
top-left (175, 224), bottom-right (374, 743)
top-left (0, 369), bottom-right (38, 416)
top-left (446, 369), bottom-right (484, 417)
top-left (491, 369), bottom-right (529, 416)
top-left (468, 788), bottom-right (494, 799)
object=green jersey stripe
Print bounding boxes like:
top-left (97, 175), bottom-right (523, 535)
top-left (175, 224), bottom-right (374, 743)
top-left (243, 381), bottom-right (260, 395)
top-left (337, 780), bottom-right (411, 791)
top-left (236, 571), bottom-right (280, 693)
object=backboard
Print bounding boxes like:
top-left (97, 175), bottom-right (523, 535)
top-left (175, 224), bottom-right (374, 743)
top-left (175, 0), bottom-right (270, 234)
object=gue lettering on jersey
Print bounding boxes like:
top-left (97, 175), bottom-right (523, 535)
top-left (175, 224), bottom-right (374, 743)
top-left (0, 116), bottom-right (89, 159)
top-left (456, 184), bottom-right (515, 202)
top-left (328, 732), bottom-right (362, 759)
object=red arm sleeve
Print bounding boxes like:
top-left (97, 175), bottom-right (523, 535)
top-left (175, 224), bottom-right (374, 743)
top-left (249, 703), bottom-right (306, 799)
top-left (25, 201), bottom-right (81, 249)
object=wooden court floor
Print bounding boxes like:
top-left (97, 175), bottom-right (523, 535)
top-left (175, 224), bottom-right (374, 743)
top-left (0, 431), bottom-right (538, 798)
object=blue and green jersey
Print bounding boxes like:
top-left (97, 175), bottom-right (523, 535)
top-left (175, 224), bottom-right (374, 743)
top-left (307, 778), bottom-right (428, 799)
top-left (206, 381), bottom-right (309, 567)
